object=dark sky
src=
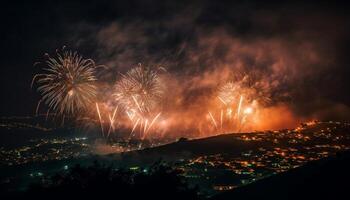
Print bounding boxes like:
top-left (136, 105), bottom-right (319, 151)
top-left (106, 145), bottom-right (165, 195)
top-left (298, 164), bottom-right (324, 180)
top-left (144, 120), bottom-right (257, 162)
top-left (1, 0), bottom-right (350, 121)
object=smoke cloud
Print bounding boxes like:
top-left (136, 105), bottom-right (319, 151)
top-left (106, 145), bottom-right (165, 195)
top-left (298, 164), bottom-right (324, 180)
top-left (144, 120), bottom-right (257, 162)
top-left (5, 1), bottom-right (348, 137)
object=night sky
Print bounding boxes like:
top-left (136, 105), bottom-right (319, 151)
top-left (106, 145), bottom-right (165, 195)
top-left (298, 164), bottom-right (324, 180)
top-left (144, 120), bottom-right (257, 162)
top-left (1, 0), bottom-right (350, 122)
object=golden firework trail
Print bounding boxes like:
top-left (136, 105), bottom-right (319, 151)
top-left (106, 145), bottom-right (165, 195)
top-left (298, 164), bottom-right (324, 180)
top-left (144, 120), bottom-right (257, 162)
top-left (108, 115), bottom-right (113, 128)
top-left (130, 118), bottom-right (140, 136)
top-left (220, 109), bottom-right (224, 130)
top-left (95, 102), bottom-right (104, 136)
top-left (107, 105), bottom-right (118, 138)
top-left (218, 96), bottom-right (227, 106)
top-left (237, 95), bottom-right (243, 119)
top-left (143, 119), bottom-right (149, 137)
top-left (126, 110), bottom-right (135, 121)
top-left (114, 65), bottom-right (164, 139)
top-left (207, 80), bottom-right (261, 134)
top-left (35, 100), bottom-right (42, 116)
top-left (32, 49), bottom-right (99, 119)
top-left (45, 109), bottom-right (50, 121)
top-left (208, 111), bottom-right (218, 130)
top-left (146, 112), bottom-right (162, 133)
top-left (132, 95), bottom-right (143, 113)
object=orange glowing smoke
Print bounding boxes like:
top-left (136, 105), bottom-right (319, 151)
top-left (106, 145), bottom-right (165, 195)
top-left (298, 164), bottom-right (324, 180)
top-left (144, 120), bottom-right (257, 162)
top-left (252, 105), bottom-right (301, 130)
top-left (69, 67), bottom-right (305, 140)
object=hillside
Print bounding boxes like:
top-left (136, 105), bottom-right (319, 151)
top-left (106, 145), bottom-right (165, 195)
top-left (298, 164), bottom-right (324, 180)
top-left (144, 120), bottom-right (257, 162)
top-left (212, 150), bottom-right (350, 200)
top-left (112, 121), bottom-right (350, 164)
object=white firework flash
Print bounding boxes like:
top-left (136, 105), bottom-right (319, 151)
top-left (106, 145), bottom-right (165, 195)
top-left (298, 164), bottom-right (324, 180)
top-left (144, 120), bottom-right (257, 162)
top-left (32, 49), bottom-right (100, 119)
top-left (113, 65), bottom-right (164, 139)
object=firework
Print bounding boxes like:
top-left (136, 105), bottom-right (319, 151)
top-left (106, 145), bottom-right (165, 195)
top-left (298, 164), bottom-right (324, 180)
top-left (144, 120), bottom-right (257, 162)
top-left (143, 112), bottom-right (162, 138)
top-left (208, 111), bottom-right (218, 130)
top-left (237, 95), bottom-right (243, 119)
top-left (92, 102), bottom-right (122, 138)
top-left (207, 79), bottom-right (260, 133)
top-left (243, 107), bottom-right (253, 115)
top-left (114, 66), bottom-right (163, 114)
top-left (107, 105), bottom-right (119, 137)
top-left (32, 50), bottom-right (99, 118)
top-left (95, 102), bottom-right (106, 136)
top-left (113, 65), bottom-right (164, 139)
top-left (217, 82), bottom-right (240, 106)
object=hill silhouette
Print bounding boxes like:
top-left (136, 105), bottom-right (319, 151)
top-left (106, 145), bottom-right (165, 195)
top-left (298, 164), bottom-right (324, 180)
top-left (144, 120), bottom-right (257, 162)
top-left (6, 151), bottom-right (350, 200)
top-left (114, 122), bottom-right (350, 165)
top-left (212, 150), bottom-right (350, 200)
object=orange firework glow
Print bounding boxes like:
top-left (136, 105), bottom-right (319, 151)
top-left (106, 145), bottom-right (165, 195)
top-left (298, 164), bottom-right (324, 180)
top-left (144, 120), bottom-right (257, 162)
top-left (89, 70), bottom-right (303, 141)
top-left (33, 49), bottom-right (307, 141)
top-left (112, 65), bottom-right (164, 139)
top-left (95, 103), bottom-right (104, 136)
top-left (204, 81), bottom-right (262, 134)
top-left (32, 49), bottom-right (100, 120)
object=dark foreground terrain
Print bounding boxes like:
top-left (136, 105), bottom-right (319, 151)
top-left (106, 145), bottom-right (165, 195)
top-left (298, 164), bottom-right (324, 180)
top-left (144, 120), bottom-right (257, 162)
top-left (1, 121), bottom-right (350, 198)
top-left (212, 150), bottom-right (350, 200)
top-left (2, 150), bottom-right (350, 200)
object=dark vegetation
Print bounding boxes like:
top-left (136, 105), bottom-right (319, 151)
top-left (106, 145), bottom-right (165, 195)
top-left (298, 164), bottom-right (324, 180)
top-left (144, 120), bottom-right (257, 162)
top-left (4, 162), bottom-right (199, 200)
top-left (2, 150), bottom-right (350, 200)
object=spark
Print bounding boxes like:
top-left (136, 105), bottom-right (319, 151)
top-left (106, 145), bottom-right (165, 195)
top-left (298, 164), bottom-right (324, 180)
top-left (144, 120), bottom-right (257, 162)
top-left (130, 118), bottom-right (140, 136)
top-left (107, 105), bottom-right (118, 138)
top-left (220, 109), bottom-right (223, 130)
top-left (114, 65), bottom-right (163, 115)
top-left (45, 109), bottom-right (50, 121)
top-left (208, 111), bottom-right (218, 130)
top-left (243, 107), bottom-right (253, 115)
top-left (237, 95), bottom-right (243, 119)
top-left (218, 82), bottom-right (239, 105)
top-left (143, 119), bottom-right (149, 138)
top-left (132, 95), bottom-right (143, 113)
top-left (139, 120), bottom-right (143, 136)
top-left (35, 100), bottom-right (42, 116)
top-left (95, 102), bottom-right (104, 136)
top-left (126, 109), bottom-right (135, 120)
top-left (114, 65), bottom-right (164, 139)
top-left (208, 79), bottom-right (263, 134)
top-left (217, 96), bottom-right (227, 106)
top-left (227, 108), bottom-right (232, 118)
top-left (145, 112), bottom-right (162, 134)
top-left (32, 49), bottom-right (99, 119)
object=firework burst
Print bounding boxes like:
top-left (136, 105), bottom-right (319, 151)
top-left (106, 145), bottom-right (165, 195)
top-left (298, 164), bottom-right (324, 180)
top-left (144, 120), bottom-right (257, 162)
top-left (207, 78), bottom-right (261, 133)
top-left (217, 82), bottom-right (240, 106)
top-left (32, 49), bottom-right (99, 119)
top-left (113, 65), bottom-right (164, 138)
top-left (114, 66), bottom-right (163, 114)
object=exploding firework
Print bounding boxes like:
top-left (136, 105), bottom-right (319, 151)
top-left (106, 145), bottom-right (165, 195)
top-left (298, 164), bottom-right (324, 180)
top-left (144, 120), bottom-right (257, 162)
top-left (114, 66), bottom-right (163, 114)
top-left (113, 65), bottom-right (164, 139)
top-left (207, 78), bottom-right (260, 133)
top-left (217, 82), bottom-right (240, 106)
top-left (94, 102), bottom-right (120, 138)
top-left (32, 49), bottom-right (99, 119)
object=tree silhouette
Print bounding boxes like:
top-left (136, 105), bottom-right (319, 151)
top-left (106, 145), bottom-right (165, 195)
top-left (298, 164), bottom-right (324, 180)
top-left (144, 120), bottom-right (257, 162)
top-left (25, 161), bottom-right (200, 200)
